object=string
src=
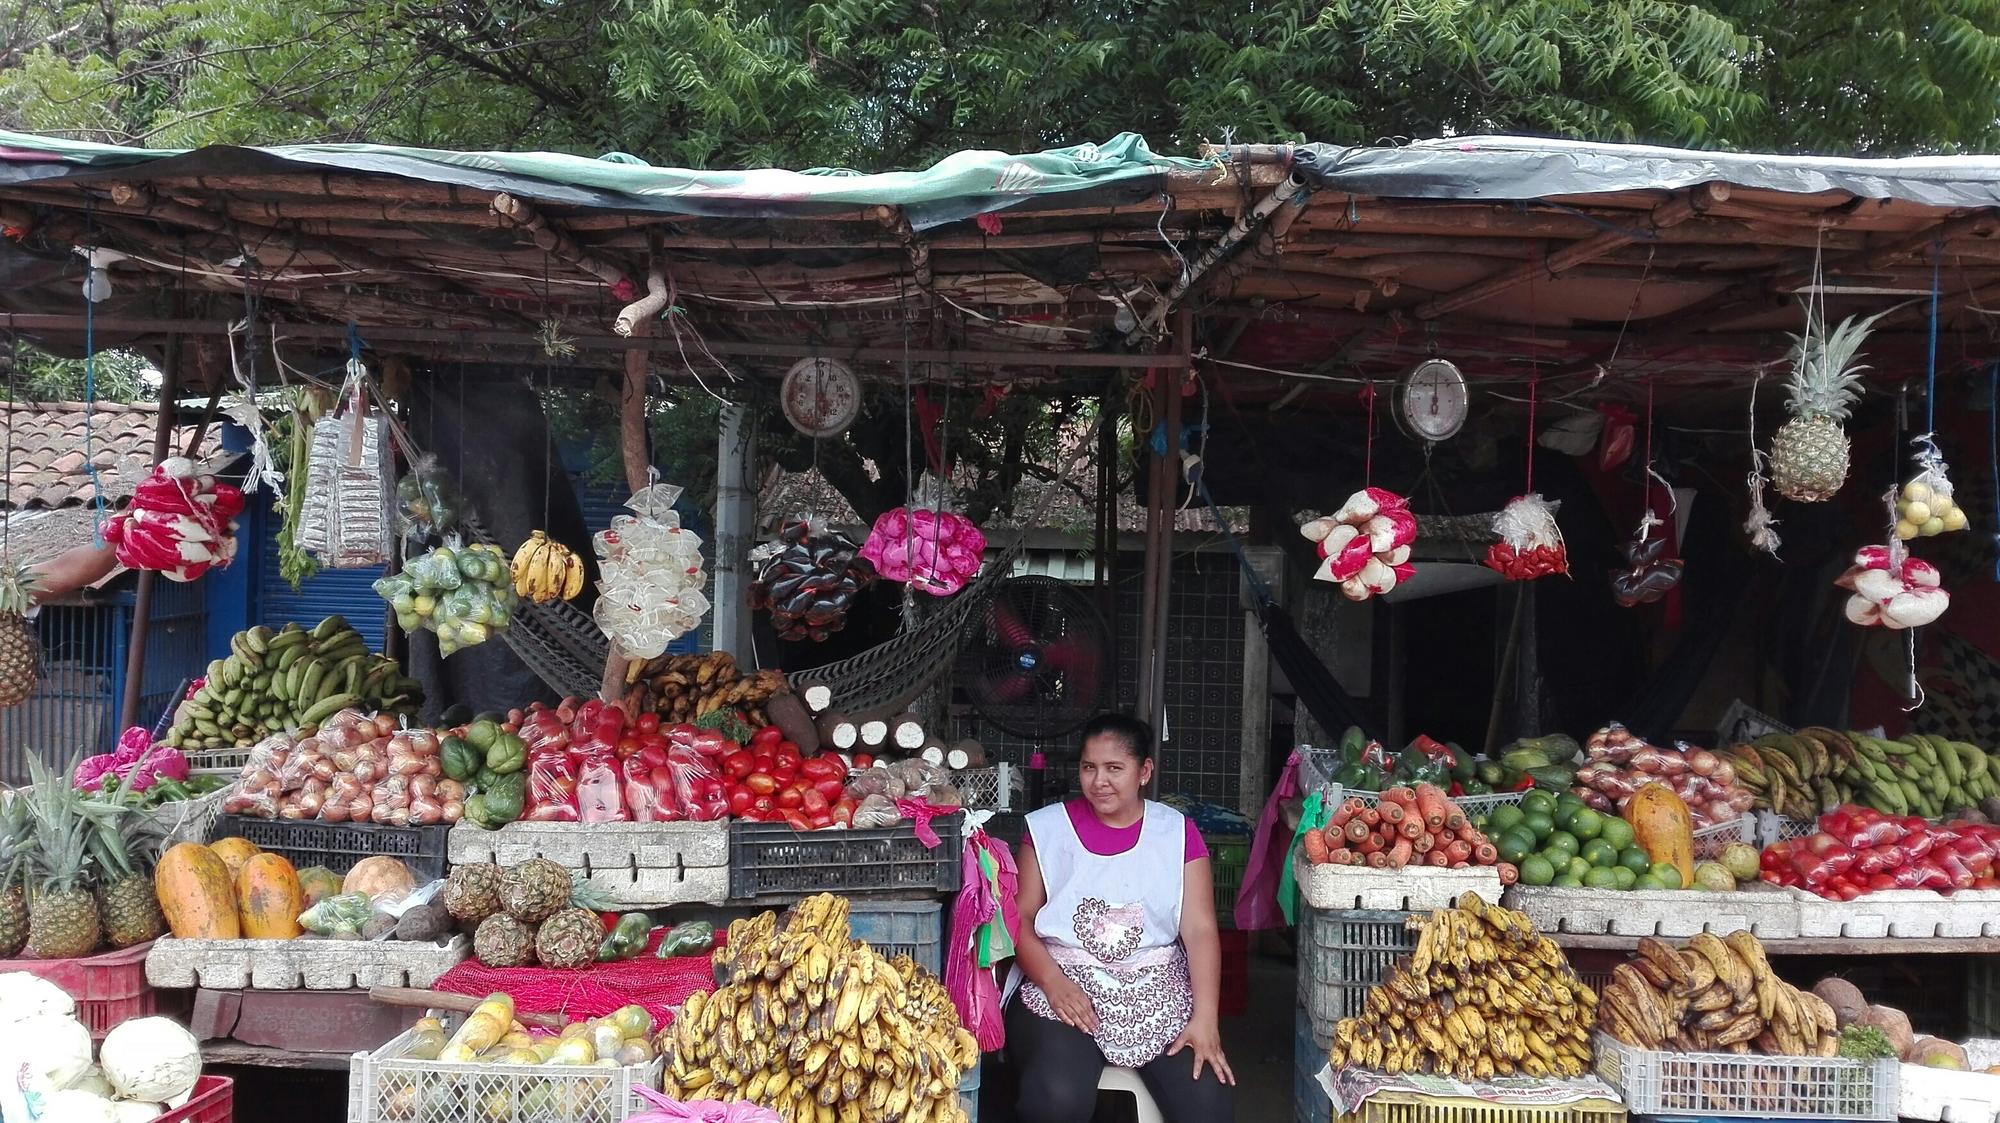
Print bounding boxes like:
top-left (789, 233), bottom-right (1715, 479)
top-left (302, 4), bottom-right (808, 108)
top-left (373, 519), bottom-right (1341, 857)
top-left (1989, 362), bottom-right (1999, 580)
top-left (1523, 373), bottom-right (1539, 494)
top-left (542, 253), bottom-right (555, 534)
top-left (1360, 381), bottom-right (1378, 485)
top-left (82, 217), bottom-right (107, 543)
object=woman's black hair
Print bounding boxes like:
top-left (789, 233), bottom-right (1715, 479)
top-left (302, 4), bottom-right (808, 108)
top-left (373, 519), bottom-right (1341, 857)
top-left (1080, 713), bottom-right (1155, 761)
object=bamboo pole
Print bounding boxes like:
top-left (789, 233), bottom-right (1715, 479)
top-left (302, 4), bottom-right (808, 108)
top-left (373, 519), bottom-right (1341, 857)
top-left (491, 193), bottom-right (637, 292)
top-left (599, 319), bottom-right (652, 701)
top-left (119, 336), bottom-right (180, 732)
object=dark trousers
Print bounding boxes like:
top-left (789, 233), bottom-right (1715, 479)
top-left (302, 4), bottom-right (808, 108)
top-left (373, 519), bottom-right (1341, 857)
top-left (1006, 1001), bottom-right (1235, 1123)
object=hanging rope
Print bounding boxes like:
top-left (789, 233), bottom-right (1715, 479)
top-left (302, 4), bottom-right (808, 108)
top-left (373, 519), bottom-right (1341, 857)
top-left (1360, 380), bottom-right (1379, 486)
top-left (1927, 250), bottom-right (1942, 437)
top-left (81, 214), bottom-right (107, 542)
top-left (1744, 370), bottom-right (1780, 556)
top-left (1989, 362), bottom-right (1999, 580)
top-left (1523, 373), bottom-right (1539, 494)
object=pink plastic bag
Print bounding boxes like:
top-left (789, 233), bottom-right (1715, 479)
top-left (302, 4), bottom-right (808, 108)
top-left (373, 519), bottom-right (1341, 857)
top-left (626, 1086), bottom-right (781, 1123)
top-left (1235, 749), bottom-right (1304, 930)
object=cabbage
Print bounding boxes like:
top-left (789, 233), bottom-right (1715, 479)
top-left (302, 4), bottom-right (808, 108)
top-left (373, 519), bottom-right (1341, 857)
top-left (109, 1101), bottom-right (165, 1123)
top-left (0, 973), bottom-right (76, 1024)
top-left (33, 1088), bottom-right (120, 1123)
top-left (0, 1012), bottom-right (94, 1091)
top-left (98, 1017), bottom-right (201, 1106)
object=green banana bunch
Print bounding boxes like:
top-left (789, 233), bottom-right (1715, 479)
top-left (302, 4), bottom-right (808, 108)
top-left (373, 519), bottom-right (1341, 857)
top-left (163, 616), bottom-right (424, 752)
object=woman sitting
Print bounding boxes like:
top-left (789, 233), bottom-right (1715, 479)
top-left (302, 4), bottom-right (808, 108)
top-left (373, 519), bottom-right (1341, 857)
top-left (1008, 713), bottom-right (1235, 1123)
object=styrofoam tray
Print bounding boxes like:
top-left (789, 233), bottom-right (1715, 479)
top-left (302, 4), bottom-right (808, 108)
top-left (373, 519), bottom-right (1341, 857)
top-left (1793, 888), bottom-right (2000, 938)
top-left (1900, 1040), bottom-right (2000, 1123)
top-left (146, 933), bottom-right (468, 990)
top-left (447, 819), bottom-right (728, 907)
top-left (1294, 855), bottom-right (1502, 911)
top-left (1502, 883), bottom-right (1803, 938)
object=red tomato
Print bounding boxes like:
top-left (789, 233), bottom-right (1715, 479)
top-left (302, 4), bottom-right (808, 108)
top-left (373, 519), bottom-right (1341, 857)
top-left (751, 726), bottom-right (784, 748)
top-left (777, 741), bottom-right (801, 758)
top-left (801, 788), bottom-right (830, 816)
top-left (721, 752), bottom-right (754, 780)
top-left (831, 798), bottom-right (856, 828)
top-left (782, 810), bottom-right (812, 831)
top-left (809, 811), bottom-right (833, 829)
top-left (635, 712), bottom-right (660, 733)
top-left (774, 746), bottom-right (802, 770)
top-left (800, 757), bottom-right (841, 782)
top-left (727, 787), bottom-right (754, 816)
top-left (852, 754), bottom-right (874, 769)
top-left (615, 735), bottom-right (641, 759)
top-left (751, 795), bottom-right (776, 816)
top-left (813, 778), bottom-right (846, 802)
top-left (777, 786), bottom-right (805, 809)
top-left (745, 772), bottom-right (778, 796)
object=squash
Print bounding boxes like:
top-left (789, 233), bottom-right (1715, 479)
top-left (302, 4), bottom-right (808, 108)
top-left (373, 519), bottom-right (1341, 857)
top-left (295, 866), bottom-right (344, 909)
top-left (342, 856), bottom-right (417, 902)
top-left (1624, 782), bottom-right (1695, 889)
top-left (234, 853), bottom-right (304, 939)
top-left (206, 837), bottom-right (261, 880)
top-left (154, 844), bottom-right (240, 939)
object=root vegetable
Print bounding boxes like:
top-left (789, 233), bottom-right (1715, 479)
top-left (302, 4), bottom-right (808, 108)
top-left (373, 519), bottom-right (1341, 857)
top-left (1811, 978), bottom-right (1868, 1028)
top-left (798, 680), bottom-right (834, 713)
top-left (946, 739), bottom-right (987, 769)
top-left (889, 712), bottom-right (927, 751)
top-left (816, 712), bottom-right (858, 752)
top-left (857, 718), bottom-right (889, 748)
top-left (920, 742), bottom-right (946, 766)
top-left (767, 692), bottom-right (820, 755)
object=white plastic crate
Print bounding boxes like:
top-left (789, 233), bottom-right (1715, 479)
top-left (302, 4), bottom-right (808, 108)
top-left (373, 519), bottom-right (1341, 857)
top-left (448, 819), bottom-right (728, 908)
top-left (956, 763), bottom-right (1017, 811)
top-left (1295, 855), bottom-right (1503, 911)
top-left (1593, 1031), bottom-right (1898, 1119)
top-left (1900, 1040), bottom-right (2000, 1123)
top-left (348, 1022), bottom-right (664, 1123)
top-left (1792, 888), bottom-right (2000, 939)
top-left (1297, 907), bottom-right (1414, 1050)
top-left (1502, 884), bottom-right (1802, 939)
top-left (147, 934), bottom-right (468, 990)
top-left (1757, 810), bottom-right (1818, 847)
top-left (1692, 814), bottom-right (1757, 859)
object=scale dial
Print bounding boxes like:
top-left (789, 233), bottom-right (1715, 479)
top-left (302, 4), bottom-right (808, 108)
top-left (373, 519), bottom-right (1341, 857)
top-left (1399, 358), bottom-right (1469, 442)
top-left (780, 357), bottom-right (861, 438)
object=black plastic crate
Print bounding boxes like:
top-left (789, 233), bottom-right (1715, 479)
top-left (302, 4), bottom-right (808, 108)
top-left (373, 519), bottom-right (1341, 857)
top-left (728, 814), bottom-right (964, 899)
top-left (209, 814), bottom-right (450, 880)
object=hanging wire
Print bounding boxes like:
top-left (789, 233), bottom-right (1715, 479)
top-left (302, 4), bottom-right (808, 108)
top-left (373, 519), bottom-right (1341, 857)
top-left (542, 253), bottom-right (557, 533)
top-left (1989, 362), bottom-right (2000, 580)
top-left (1523, 373), bottom-right (1539, 495)
top-left (1926, 249), bottom-right (1942, 437)
top-left (81, 206), bottom-right (107, 541)
top-left (1360, 380), bottom-right (1379, 486)
top-left (3, 332), bottom-right (15, 565)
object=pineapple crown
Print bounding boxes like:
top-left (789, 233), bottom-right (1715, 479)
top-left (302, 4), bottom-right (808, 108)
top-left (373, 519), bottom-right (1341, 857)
top-left (0, 789), bottom-right (29, 892)
top-left (23, 755), bottom-right (96, 894)
top-left (0, 561), bottom-right (37, 618)
top-left (1784, 307), bottom-right (1887, 422)
top-left (568, 870), bottom-right (619, 913)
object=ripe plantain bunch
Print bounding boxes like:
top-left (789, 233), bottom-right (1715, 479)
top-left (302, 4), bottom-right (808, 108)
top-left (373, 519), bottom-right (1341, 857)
top-left (1329, 892), bottom-right (1596, 1081)
top-left (1600, 932), bottom-right (1838, 1057)
top-left (622, 650), bottom-right (787, 727)
top-left (511, 529), bottom-right (586, 604)
top-left (660, 893), bottom-right (979, 1123)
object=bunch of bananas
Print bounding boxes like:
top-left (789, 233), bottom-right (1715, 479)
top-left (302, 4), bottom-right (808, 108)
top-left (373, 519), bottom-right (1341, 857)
top-left (1720, 728), bottom-right (2000, 821)
top-left (1715, 730), bottom-right (1852, 821)
top-left (164, 617), bottom-right (420, 750)
top-left (1600, 933), bottom-right (1837, 1059)
top-left (661, 893), bottom-right (977, 1123)
top-left (511, 529), bottom-right (585, 604)
top-left (1329, 892), bottom-right (1594, 1080)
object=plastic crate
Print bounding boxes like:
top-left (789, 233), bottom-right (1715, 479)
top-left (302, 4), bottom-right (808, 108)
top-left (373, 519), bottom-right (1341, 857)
top-left (1210, 836), bottom-right (1250, 927)
top-left (727, 814), bottom-right (964, 899)
top-left (961, 1059), bottom-right (981, 1123)
top-left (1297, 1006), bottom-right (1331, 1123)
top-left (847, 899), bottom-right (944, 977)
top-left (154, 1075), bottom-right (234, 1123)
top-left (211, 813), bottom-right (450, 880)
top-left (1692, 815), bottom-right (1756, 860)
top-left (1593, 1032), bottom-right (1897, 1119)
top-left (10, 940), bottom-right (162, 1038)
top-left (348, 1021), bottom-right (663, 1123)
top-left (139, 787), bottom-right (228, 852)
top-left (1297, 907), bottom-right (1414, 1049)
top-left (1758, 811), bottom-right (1817, 847)
top-left (1341, 1091), bottom-right (1626, 1123)
top-left (184, 745), bottom-right (254, 775)
top-left (1219, 927), bottom-right (1248, 1018)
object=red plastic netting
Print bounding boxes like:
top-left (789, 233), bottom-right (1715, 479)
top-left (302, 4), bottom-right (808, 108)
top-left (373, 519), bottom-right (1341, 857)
top-left (432, 928), bottom-right (723, 1029)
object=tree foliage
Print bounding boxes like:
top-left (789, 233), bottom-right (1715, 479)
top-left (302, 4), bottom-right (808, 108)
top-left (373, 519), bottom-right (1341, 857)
top-left (6, 0), bottom-right (2000, 165)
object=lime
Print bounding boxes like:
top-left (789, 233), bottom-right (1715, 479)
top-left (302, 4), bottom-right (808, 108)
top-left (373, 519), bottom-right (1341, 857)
top-left (1565, 857), bottom-right (1592, 881)
top-left (1618, 846), bottom-right (1653, 874)
top-left (1544, 831), bottom-right (1581, 859)
top-left (1555, 791), bottom-right (1585, 815)
top-left (1598, 817), bottom-right (1636, 851)
top-left (1553, 874), bottom-right (1585, 888)
top-left (1520, 789), bottom-right (1557, 817)
top-left (1497, 830), bottom-right (1536, 865)
top-left (1581, 839), bottom-right (1619, 868)
top-left (1611, 866), bottom-right (1638, 890)
top-left (1582, 866), bottom-right (1620, 890)
top-left (1487, 804), bottom-right (1526, 835)
top-left (1554, 804), bottom-right (1582, 833)
top-left (1519, 855), bottom-right (1556, 887)
top-left (1650, 862), bottom-right (1684, 890)
top-left (1570, 808), bottom-right (1605, 841)
top-left (1632, 874), bottom-right (1665, 891)
top-left (1522, 811), bottom-right (1555, 841)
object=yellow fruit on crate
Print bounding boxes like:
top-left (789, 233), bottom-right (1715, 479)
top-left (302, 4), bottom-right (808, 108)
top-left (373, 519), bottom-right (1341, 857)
top-left (511, 530), bottom-right (585, 604)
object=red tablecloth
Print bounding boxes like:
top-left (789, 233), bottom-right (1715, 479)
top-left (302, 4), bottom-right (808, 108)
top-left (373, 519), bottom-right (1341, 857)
top-left (432, 927), bottom-right (721, 1029)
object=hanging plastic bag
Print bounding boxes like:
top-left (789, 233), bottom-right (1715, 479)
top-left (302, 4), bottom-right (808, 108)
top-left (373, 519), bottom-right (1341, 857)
top-left (624, 1086), bottom-right (781, 1123)
top-left (1896, 435), bottom-right (1970, 539)
top-left (393, 456), bottom-right (463, 546)
top-left (1278, 789), bottom-right (1328, 926)
top-left (102, 458), bottom-right (246, 582)
top-left (295, 361), bottom-right (393, 568)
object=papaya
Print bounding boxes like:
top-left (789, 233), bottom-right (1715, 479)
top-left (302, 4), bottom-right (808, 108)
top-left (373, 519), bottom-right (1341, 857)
top-left (155, 843), bottom-right (241, 939)
top-left (235, 853), bottom-right (305, 939)
top-left (207, 837), bottom-right (261, 880)
top-left (1625, 782), bottom-right (1696, 889)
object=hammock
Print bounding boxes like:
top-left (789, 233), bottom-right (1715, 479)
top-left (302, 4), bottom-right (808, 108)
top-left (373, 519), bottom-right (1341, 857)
top-left (464, 513), bottom-right (609, 699)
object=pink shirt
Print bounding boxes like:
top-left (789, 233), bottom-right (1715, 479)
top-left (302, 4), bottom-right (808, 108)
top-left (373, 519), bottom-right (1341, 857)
top-left (1020, 799), bottom-right (1209, 862)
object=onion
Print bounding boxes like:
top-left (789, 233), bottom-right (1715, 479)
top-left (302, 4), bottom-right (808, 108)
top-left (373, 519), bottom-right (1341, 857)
top-left (1630, 748), bottom-right (1664, 773)
top-left (1711, 760), bottom-right (1736, 787)
top-left (1687, 749), bottom-right (1719, 776)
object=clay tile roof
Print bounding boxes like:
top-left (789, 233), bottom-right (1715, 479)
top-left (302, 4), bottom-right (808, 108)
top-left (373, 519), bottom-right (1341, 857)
top-left (0, 401), bottom-right (202, 511)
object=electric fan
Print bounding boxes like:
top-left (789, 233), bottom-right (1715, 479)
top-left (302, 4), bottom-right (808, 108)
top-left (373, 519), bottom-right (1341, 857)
top-left (954, 574), bottom-right (1112, 740)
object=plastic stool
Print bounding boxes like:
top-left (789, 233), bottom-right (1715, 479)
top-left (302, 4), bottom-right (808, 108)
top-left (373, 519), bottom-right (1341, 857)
top-left (1097, 1066), bottom-right (1163, 1123)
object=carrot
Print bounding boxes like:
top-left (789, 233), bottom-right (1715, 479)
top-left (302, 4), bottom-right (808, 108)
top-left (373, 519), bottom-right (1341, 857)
top-left (1410, 831), bottom-right (1433, 854)
top-left (1345, 819), bottom-right (1370, 844)
top-left (1400, 819), bottom-right (1424, 840)
top-left (1496, 862), bottom-right (1519, 885)
top-left (1366, 851), bottom-right (1390, 868)
top-left (1360, 808), bottom-right (1381, 827)
top-left (1380, 787), bottom-right (1417, 810)
top-left (1356, 831), bottom-right (1383, 854)
top-left (1446, 839), bottom-right (1472, 863)
top-left (1328, 807), bottom-right (1354, 830)
top-left (1450, 860), bottom-right (1470, 869)
top-left (1341, 798), bottom-right (1367, 817)
top-left (1327, 847), bottom-right (1354, 865)
top-left (1303, 830), bottom-right (1332, 864)
top-left (1414, 784), bottom-right (1449, 830)
top-left (1427, 850), bottom-right (1450, 867)
top-left (1442, 801), bottom-right (1467, 833)
top-left (1456, 824), bottom-right (1484, 845)
top-left (1378, 801), bottom-right (1405, 825)
top-left (1386, 838), bottom-right (1413, 868)
top-left (1474, 841), bottom-right (1498, 865)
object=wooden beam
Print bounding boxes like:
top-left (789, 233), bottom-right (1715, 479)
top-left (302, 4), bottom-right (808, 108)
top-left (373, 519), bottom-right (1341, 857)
top-left (491, 193), bottom-right (637, 293)
top-left (120, 335), bottom-right (180, 731)
top-left (1412, 183), bottom-right (1730, 319)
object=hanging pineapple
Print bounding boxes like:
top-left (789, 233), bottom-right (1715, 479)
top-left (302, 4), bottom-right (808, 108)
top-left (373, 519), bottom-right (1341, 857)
top-left (1770, 308), bottom-right (1886, 503)
top-left (0, 562), bottom-right (40, 708)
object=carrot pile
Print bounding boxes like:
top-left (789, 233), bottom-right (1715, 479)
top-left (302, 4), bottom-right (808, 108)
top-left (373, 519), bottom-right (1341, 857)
top-left (1301, 783), bottom-right (1516, 883)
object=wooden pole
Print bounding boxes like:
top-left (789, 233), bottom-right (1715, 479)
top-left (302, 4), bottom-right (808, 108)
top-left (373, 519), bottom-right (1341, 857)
top-left (119, 336), bottom-right (181, 732)
top-left (1136, 311), bottom-right (1189, 791)
top-left (599, 321), bottom-right (652, 701)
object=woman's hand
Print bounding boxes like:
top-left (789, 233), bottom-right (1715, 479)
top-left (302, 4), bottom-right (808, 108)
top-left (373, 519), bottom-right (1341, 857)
top-left (1168, 1014), bottom-right (1235, 1084)
top-left (1042, 976), bottom-right (1100, 1034)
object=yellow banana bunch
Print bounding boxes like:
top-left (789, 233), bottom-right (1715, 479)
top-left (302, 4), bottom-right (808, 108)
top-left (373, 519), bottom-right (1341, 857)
top-left (511, 530), bottom-right (584, 603)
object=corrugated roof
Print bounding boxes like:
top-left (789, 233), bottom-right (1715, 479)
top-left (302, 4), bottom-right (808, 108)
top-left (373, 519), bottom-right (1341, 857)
top-left (0, 401), bottom-right (202, 510)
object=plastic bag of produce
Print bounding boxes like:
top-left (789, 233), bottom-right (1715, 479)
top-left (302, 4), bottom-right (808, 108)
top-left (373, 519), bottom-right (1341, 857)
top-left (525, 750), bottom-right (579, 822)
top-left (394, 457), bottom-right (462, 544)
top-left (852, 793), bottom-right (901, 829)
top-left (575, 746), bottom-right (628, 824)
top-left (626, 1086), bottom-right (781, 1123)
top-left (299, 891), bottom-right (373, 937)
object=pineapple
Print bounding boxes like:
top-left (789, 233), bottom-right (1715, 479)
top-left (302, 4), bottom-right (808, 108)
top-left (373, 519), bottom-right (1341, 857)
top-left (23, 759), bottom-right (101, 959)
top-left (474, 913), bottom-right (537, 967)
top-left (0, 563), bottom-right (40, 708)
top-left (85, 803), bottom-right (165, 949)
top-left (1770, 308), bottom-right (1886, 502)
top-left (499, 858), bottom-right (573, 924)
top-left (0, 791), bottom-right (29, 956)
top-left (534, 907), bottom-right (602, 969)
top-left (442, 862), bottom-right (503, 925)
